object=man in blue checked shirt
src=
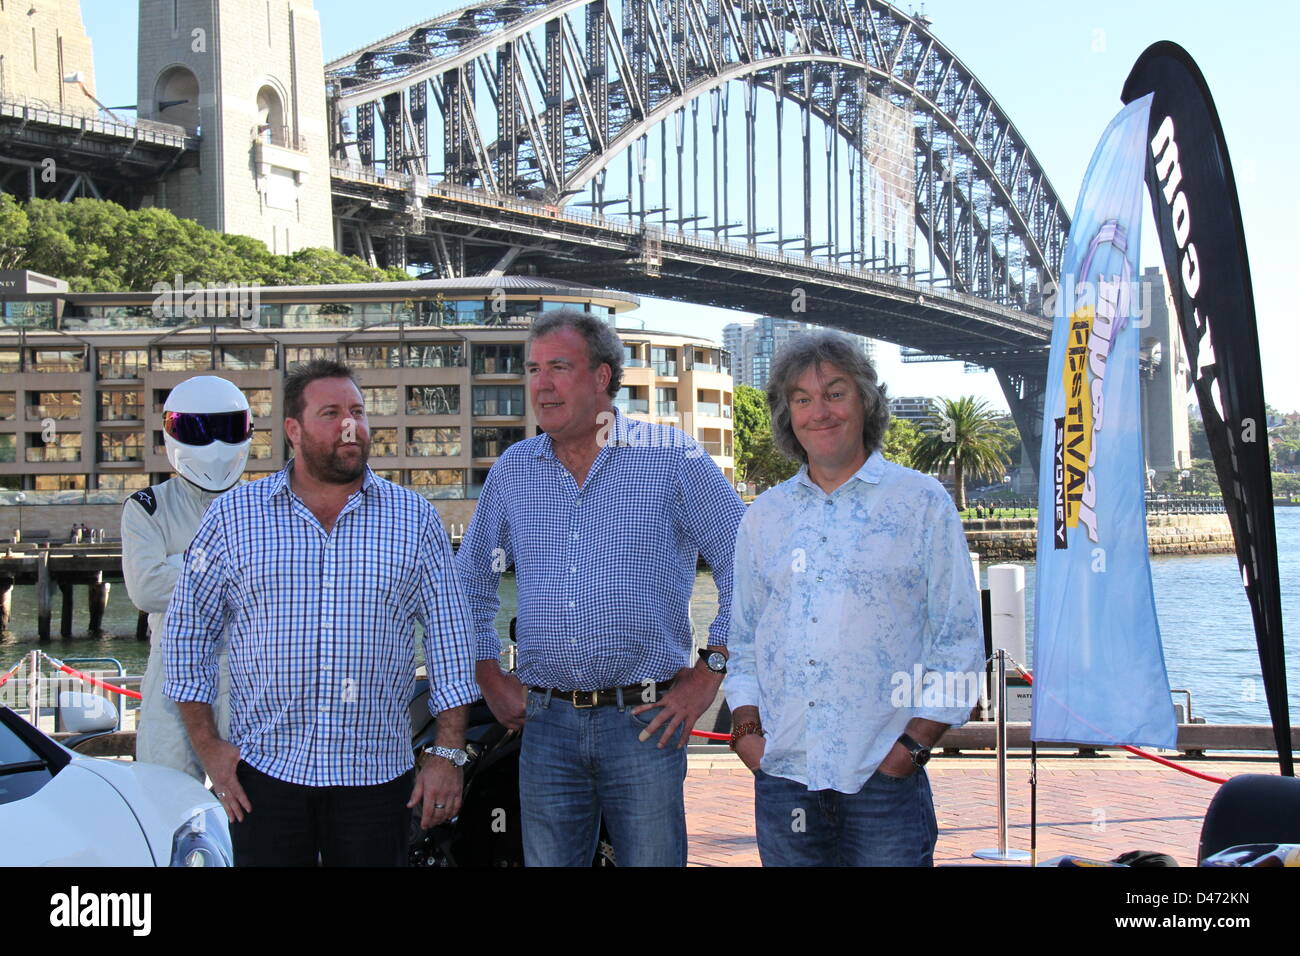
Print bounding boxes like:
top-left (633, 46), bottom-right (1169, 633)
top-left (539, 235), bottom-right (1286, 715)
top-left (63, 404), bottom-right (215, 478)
top-left (164, 359), bottom-right (478, 867)
top-left (456, 310), bottom-right (746, 867)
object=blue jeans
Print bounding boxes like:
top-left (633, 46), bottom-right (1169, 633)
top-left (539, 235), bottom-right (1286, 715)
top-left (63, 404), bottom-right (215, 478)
top-left (754, 767), bottom-right (938, 866)
top-left (519, 689), bottom-right (688, 867)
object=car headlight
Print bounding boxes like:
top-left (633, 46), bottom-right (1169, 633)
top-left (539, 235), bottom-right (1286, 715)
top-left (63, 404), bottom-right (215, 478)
top-left (169, 807), bottom-right (233, 867)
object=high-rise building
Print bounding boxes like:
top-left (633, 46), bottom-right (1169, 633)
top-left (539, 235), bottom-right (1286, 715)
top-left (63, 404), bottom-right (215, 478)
top-left (726, 318), bottom-right (876, 391)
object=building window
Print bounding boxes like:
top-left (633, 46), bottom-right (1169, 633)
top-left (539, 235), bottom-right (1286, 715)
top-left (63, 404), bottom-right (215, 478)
top-left (651, 347), bottom-right (677, 377)
top-left (98, 390), bottom-right (144, 422)
top-left (97, 349), bottom-right (148, 379)
top-left (27, 391), bottom-right (82, 421)
top-left (362, 386), bottom-right (398, 416)
top-left (344, 344), bottom-right (401, 369)
top-left (0, 392), bottom-right (14, 420)
top-left (97, 473), bottom-right (150, 490)
top-left (615, 387), bottom-right (648, 414)
top-left (29, 348), bottom-right (86, 372)
top-left (408, 468), bottom-right (465, 498)
top-left (0, 434), bottom-right (14, 463)
top-left (98, 432), bottom-right (145, 463)
top-left (154, 347), bottom-right (212, 371)
top-left (405, 343), bottom-right (464, 368)
top-left (0, 350), bottom-right (19, 373)
top-left (622, 344), bottom-right (647, 368)
top-left (406, 385), bottom-right (460, 416)
top-left (34, 474), bottom-right (87, 491)
top-left (656, 387), bottom-right (678, 417)
top-left (27, 432), bottom-right (81, 463)
top-left (472, 427), bottom-right (524, 458)
top-left (370, 427), bottom-right (398, 457)
top-left (472, 343), bottom-right (525, 375)
top-left (245, 389), bottom-right (273, 418)
top-left (371, 469), bottom-right (403, 483)
top-left (472, 386), bottom-right (524, 417)
top-left (284, 346), bottom-right (338, 366)
top-left (248, 431), bottom-right (272, 460)
top-left (407, 427), bottom-right (461, 457)
top-left (222, 346), bottom-right (276, 370)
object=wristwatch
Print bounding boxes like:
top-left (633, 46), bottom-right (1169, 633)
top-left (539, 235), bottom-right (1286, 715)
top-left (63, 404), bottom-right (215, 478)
top-left (422, 745), bottom-right (468, 768)
top-left (698, 648), bottom-right (727, 674)
top-left (896, 733), bottom-right (932, 768)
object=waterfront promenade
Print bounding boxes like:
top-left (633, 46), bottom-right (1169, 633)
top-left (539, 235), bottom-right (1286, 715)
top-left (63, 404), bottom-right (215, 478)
top-left (683, 751), bottom-right (1276, 867)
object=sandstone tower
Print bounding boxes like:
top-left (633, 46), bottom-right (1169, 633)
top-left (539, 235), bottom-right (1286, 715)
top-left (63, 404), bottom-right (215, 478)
top-left (135, 0), bottom-right (333, 252)
top-left (0, 0), bottom-right (97, 107)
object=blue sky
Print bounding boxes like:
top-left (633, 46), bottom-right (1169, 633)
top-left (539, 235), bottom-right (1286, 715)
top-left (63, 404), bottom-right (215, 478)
top-left (76, 1), bottom-right (1300, 412)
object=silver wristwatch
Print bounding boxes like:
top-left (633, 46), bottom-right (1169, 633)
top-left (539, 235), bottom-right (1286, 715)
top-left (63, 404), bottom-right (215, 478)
top-left (422, 745), bottom-right (468, 768)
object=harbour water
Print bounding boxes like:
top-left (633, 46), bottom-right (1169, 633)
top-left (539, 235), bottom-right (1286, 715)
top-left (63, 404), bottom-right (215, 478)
top-left (2, 508), bottom-right (1297, 727)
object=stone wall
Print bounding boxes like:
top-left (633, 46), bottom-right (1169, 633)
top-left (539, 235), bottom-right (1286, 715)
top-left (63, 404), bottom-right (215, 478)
top-left (963, 513), bottom-right (1234, 561)
top-left (0, 0), bottom-right (97, 106)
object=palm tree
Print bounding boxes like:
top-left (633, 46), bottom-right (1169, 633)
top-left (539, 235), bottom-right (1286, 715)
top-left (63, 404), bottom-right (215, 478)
top-left (911, 396), bottom-right (1015, 510)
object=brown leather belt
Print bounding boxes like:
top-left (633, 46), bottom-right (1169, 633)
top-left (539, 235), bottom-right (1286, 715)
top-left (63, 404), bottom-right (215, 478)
top-left (529, 679), bottom-right (675, 708)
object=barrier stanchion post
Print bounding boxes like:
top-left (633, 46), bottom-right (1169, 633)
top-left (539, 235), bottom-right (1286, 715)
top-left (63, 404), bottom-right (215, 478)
top-left (973, 649), bottom-right (1030, 862)
top-left (27, 649), bottom-right (39, 728)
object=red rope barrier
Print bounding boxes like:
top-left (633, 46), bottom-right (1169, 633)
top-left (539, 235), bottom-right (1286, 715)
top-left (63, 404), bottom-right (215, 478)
top-left (44, 657), bottom-right (142, 700)
top-left (0, 659), bottom-right (22, 689)
top-left (1008, 658), bottom-right (1227, 785)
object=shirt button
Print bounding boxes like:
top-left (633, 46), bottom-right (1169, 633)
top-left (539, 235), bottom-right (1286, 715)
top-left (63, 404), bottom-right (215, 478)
top-left (808, 701), bottom-right (815, 708)
top-left (809, 659), bottom-right (815, 665)
top-left (816, 575), bottom-right (823, 582)
top-left (571, 533), bottom-right (579, 540)
top-left (811, 617), bottom-right (818, 624)
top-left (821, 536), bottom-right (827, 543)
top-left (569, 567), bottom-right (576, 573)
top-left (568, 602), bottom-right (575, 609)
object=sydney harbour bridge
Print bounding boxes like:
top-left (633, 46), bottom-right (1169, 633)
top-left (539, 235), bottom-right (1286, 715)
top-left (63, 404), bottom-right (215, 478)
top-left (2, 0), bottom-right (1072, 462)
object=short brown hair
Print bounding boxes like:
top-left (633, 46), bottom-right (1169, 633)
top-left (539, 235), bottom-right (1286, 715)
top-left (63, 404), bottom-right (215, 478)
top-left (283, 358), bottom-right (358, 421)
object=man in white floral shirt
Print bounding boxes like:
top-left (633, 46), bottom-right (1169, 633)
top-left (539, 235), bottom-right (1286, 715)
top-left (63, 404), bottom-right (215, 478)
top-left (725, 330), bottom-right (983, 866)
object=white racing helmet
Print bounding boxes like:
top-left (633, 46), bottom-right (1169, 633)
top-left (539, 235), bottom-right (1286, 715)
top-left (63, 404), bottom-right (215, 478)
top-left (162, 376), bottom-right (254, 492)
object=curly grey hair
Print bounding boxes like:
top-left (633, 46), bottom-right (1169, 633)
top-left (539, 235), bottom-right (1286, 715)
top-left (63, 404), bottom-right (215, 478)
top-left (766, 329), bottom-right (891, 462)
top-left (528, 309), bottom-right (624, 397)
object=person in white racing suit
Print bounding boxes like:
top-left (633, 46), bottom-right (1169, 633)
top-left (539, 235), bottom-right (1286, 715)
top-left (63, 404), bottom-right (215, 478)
top-left (121, 376), bottom-right (253, 781)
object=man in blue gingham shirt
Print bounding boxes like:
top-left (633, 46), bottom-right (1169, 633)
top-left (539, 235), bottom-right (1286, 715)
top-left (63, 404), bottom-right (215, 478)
top-left (457, 312), bottom-right (745, 866)
top-left (164, 361), bottom-right (478, 866)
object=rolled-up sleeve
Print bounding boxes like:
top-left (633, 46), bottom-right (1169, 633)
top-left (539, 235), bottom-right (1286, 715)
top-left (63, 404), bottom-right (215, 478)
top-left (454, 465), bottom-right (513, 663)
top-left (723, 509), bottom-right (762, 711)
top-left (914, 492), bottom-right (985, 727)
top-left (676, 447), bottom-right (747, 647)
top-left (414, 511), bottom-right (480, 715)
top-left (162, 501), bottom-right (230, 704)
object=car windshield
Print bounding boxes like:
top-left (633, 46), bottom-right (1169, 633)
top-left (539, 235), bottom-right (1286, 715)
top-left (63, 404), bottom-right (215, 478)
top-left (0, 708), bottom-right (58, 805)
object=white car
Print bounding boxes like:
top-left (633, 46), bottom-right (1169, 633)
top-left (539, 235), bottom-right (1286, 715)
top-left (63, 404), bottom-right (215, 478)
top-left (0, 698), bottom-right (231, 866)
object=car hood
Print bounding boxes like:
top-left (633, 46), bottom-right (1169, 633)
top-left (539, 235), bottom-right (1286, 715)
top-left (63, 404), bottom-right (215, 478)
top-left (71, 756), bottom-right (223, 865)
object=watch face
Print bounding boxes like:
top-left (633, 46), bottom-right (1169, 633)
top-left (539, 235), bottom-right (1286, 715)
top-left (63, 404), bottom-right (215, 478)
top-left (913, 748), bottom-right (931, 767)
top-left (706, 652), bottom-right (726, 672)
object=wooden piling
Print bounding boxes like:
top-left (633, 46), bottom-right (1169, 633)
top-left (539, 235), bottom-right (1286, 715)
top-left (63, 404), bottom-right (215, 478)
top-left (0, 575), bottom-right (12, 632)
top-left (88, 572), bottom-right (109, 632)
top-left (59, 578), bottom-right (74, 639)
top-left (36, 551), bottom-right (51, 641)
top-left (135, 610), bottom-right (149, 641)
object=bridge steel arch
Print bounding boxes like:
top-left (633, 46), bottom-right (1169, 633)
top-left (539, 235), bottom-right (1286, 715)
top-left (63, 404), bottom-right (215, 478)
top-left (326, 1), bottom-right (1071, 471)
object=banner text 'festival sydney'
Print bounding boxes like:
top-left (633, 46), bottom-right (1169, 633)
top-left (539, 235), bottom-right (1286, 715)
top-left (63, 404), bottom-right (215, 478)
top-left (1032, 93), bottom-right (1177, 750)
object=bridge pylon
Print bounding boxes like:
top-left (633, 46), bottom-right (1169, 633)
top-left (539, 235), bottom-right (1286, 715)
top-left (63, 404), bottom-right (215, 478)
top-left (135, 0), bottom-right (334, 253)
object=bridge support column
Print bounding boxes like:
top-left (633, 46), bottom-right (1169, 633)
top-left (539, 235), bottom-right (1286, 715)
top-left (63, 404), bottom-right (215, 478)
top-left (994, 364), bottom-right (1048, 487)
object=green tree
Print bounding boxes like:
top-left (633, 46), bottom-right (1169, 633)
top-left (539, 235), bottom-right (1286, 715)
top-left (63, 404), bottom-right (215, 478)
top-left (731, 384), bottom-right (769, 481)
top-left (881, 417), bottom-right (921, 469)
top-left (0, 195), bottom-right (30, 270)
top-left (745, 431), bottom-right (800, 490)
top-left (911, 396), bottom-right (1014, 510)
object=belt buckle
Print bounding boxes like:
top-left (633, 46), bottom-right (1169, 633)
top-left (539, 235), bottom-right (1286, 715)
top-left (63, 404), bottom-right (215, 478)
top-left (571, 690), bottom-right (597, 708)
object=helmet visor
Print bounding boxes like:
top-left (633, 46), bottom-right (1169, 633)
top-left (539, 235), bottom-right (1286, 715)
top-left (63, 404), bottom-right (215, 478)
top-left (163, 410), bottom-right (254, 447)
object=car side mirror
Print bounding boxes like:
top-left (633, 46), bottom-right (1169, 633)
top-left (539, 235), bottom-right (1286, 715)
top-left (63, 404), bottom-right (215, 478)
top-left (58, 692), bottom-right (119, 734)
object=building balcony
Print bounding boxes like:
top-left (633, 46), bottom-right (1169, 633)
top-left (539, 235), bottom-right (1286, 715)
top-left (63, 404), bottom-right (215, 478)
top-left (615, 399), bottom-right (650, 414)
top-left (26, 447), bottom-right (81, 463)
top-left (26, 406), bottom-right (81, 421)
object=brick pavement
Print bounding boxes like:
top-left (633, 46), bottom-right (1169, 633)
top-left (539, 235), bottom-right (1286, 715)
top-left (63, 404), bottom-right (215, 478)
top-left (683, 751), bottom-right (1277, 867)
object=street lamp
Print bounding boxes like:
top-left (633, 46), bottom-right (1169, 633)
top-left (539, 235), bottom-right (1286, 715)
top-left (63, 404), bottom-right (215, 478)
top-left (1180, 469), bottom-right (1191, 494)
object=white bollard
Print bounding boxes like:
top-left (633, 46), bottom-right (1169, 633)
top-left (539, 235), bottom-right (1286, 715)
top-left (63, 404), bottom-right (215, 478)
top-left (987, 564), bottom-right (1026, 664)
top-left (969, 552), bottom-right (981, 590)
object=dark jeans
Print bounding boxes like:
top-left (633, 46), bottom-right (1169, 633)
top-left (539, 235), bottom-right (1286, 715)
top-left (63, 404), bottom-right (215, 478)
top-left (754, 767), bottom-right (938, 867)
top-left (230, 761), bottom-right (414, 867)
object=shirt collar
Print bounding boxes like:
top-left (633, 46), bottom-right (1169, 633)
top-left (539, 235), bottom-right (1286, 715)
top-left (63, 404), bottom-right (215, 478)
top-left (533, 404), bottom-right (627, 458)
top-left (795, 449), bottom-right (886, 492)
top-left (266, 459), bottom-right (381, 500)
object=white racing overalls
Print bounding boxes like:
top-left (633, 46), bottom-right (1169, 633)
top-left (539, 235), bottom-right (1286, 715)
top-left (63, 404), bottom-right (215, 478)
top-left (121, 476), bottom-right (231, 782)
